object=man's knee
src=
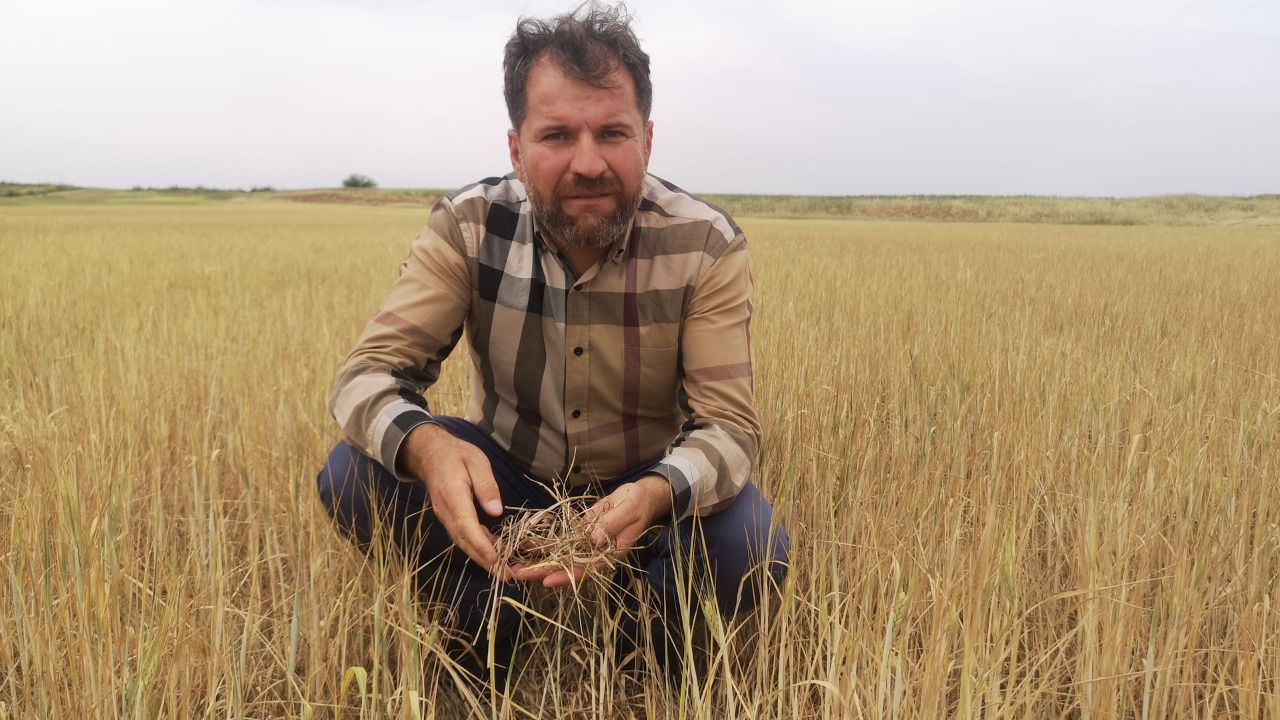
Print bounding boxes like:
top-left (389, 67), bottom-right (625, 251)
top-left (316, 443), bottom-right (521, 661)
top-left (316, 441), bottom-right (382, 545)
top-left (680, 483), bottom-right (791, 615)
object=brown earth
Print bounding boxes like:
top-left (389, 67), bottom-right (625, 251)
top-left (283, 190), bottom-right (440, 207)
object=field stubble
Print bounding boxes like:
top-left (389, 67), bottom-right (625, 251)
top-left (1, 199), bottom-right (1278, 718)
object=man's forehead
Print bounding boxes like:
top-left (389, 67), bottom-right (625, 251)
top-left (524, 57), bottom-right (637, 114)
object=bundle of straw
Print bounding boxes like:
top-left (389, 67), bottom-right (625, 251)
top-left (495, 495), bottom-right (619, 578)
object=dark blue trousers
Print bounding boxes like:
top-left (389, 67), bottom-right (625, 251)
top-left (316, 416), bottom-right (789, 672)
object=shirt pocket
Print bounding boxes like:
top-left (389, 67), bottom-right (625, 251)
top-left (637, 344), bottom-right (681, 418)
top-left (637, 323), bottom-right (679, 351)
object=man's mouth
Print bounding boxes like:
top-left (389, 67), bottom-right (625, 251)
top-left (563, 193), bottom-right (613, 205)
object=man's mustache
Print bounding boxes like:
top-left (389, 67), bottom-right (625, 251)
top-left (558, 175), bottom-right (622, 198)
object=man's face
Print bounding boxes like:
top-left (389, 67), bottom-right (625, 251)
top-left (508, 56), bottom-right (653, 251)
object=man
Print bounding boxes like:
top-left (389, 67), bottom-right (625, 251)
top-left (316, 3), bottom-right (788, 685)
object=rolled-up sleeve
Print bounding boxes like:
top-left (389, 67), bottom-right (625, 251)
top-left (327, 198), bottom-right (471, 480)
top-left (649, 233), bottom-right (761, 520)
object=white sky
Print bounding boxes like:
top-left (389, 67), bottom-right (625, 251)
top-left (1, 0), bottom-right (1277, 196)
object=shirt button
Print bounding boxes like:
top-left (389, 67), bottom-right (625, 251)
top-left (572, 409), bottom-right (582, 419)
top-left (572, 465), bottom-right (582, 474)
top-left (573, 346), bottom-right (584, 356)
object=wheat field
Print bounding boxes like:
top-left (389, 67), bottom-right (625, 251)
top-left (1, 196), bottom-right (1278, 718)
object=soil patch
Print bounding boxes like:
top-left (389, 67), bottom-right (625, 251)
top-left (284, 190), bottom-right (439, 207)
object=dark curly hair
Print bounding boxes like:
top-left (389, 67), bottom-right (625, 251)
top-left (503, 2), bottom-right (652, 131)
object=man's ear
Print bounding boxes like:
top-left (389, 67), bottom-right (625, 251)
top-left (643, 121), bottom-right (654, 165)
top-left (507, 129), bottom-right (524, 181)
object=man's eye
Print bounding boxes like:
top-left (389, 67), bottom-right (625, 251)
top-left (543, 132), bottom-right (568, 142)
top-left (602, 130), bottom-right (628, 141)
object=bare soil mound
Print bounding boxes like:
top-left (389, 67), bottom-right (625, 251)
top-left (284, 190), bottom-right (439, 207)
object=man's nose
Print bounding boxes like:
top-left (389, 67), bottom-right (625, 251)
top-left (568, 136), bottom-right (607, 178)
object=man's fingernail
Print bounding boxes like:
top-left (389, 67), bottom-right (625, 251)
top-left (485, 500), bottom-right (502, 514)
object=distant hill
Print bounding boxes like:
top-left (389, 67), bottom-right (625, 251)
top-left (1, 182), bottom-right (78, 197)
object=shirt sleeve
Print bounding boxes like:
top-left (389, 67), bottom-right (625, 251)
top-left (327, 198), bottom-right (472, 481)
top-left (649, 232), bottom-right (761, 520)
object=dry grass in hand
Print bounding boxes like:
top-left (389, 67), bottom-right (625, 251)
top-left (494, 492), bottom-right (620, 582)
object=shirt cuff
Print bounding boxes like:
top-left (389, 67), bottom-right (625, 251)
top-left (381, 405), bottom-right (440, 483)
top-left (648, 455), bottom-right (700, 522)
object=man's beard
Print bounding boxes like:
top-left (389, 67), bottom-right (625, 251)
top-left (527, 173), bottom-right (643, 251)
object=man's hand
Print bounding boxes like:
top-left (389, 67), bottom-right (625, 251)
top-left (400, 423), bottom-right (511, 580)
top-left (513, 474), bottom-right (673, 588)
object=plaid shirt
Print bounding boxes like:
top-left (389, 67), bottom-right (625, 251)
top-left (328, 173), bottom-right (759, 520)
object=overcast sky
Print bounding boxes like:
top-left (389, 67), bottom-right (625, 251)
top-left (2, 0), bottom-right (1277, 196)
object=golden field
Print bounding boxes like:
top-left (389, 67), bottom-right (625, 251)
top-left (1, 195), bottom-right (1278, 718)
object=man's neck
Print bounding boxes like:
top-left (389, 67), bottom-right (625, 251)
top-left (561, 246), bottom-right (607, 278)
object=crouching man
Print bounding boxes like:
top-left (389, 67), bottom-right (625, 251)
top-left (316, 2), bottom-right (789, 686)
